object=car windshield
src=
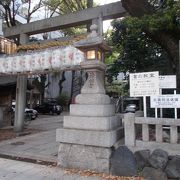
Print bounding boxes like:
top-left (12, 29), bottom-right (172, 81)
top-left (127, 104), bottom-right (136, 108)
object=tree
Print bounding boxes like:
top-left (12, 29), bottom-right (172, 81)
top-left (120, 0), bottom-right (180, 88)
top-left (44, 0), bottom-right (94, 35)
top-left (0, 0), bottom-right (44, 27)
top-left (107, 19), bottom-right (173, 82)
top-left (32, 74), bottom-right (50, 103)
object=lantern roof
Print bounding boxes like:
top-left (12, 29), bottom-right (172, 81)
top-left (74, 24), bottom-right (111, 52)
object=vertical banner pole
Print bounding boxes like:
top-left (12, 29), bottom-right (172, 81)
top-left (155, 108), bottom-right (158, 118)
top-left (160, 88), bottom-right (163, 118)
top-left (174, 90), bottom-right (177, 119)
top-left (143, 96), bottom-right (147, 117)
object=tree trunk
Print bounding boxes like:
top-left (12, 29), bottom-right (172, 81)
top-left (59, 71), bottom-right (66, 94)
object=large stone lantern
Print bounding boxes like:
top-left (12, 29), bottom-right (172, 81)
top-left (56, 24), bottom-right (123, 173)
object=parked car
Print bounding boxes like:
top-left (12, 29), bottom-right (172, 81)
top-left (125, 104), bottom-right (138, 113)
top-left (34, 102), bottom-right (62, 115)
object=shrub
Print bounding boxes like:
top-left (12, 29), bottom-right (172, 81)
top-left (56, 93), bottom-right (70, 107)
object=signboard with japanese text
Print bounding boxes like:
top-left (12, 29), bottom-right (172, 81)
top-left (151, 95), bottom-right (180, 108)
top-left (159, 75), bottom-right (176, 89)
top-left (130, 71), bottom-right (159, 97)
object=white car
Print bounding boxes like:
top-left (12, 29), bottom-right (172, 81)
top-left (125, 104), bottom-right (137, 113)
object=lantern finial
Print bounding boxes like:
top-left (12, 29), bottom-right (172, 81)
top-left (87, 24), bottom-right (98, 38)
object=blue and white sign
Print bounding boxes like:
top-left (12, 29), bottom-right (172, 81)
top-left (151, 95), bottom-right (180, 108)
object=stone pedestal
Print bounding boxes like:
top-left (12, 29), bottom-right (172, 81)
top-left (56, 60), bottom-right (123, 173)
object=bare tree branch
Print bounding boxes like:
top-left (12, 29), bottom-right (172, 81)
top-left (30, 0), bottom-right (43, 15)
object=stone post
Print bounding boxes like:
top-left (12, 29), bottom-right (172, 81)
top-left (14, 34), bottom-right (28, 132)
top-left (124, 113), bottom-right (135, 146)
top-left (92, 15), bottom-right (103, 36)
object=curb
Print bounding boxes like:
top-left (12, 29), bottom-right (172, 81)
top-left (0, 153), bottom-right (57, 166)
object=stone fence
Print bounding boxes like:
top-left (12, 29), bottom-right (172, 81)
top-left (124, 113), bottom-right (180, 155)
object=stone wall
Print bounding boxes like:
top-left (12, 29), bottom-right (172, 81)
top-left (110, 146), bottom-right (180, 180)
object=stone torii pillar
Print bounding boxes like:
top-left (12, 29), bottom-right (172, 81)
top-left (14, 34), bottom-right (28, 132)
top-left (56, 25), bottom-right (122, 173)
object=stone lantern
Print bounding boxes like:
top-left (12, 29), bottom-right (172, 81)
top-left (74, 24), bottom-right (110, 62)
top-left (56, 24), bottom-right (123, 173)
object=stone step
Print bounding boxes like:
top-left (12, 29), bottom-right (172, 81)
top-left (70, 104), bottom-right (115, 117)
top-left (56, 127), bottom-right (124, 148)
top-left (63, 115), bottom-right (121, 130)
top-left (75, 93), bottom-right (111, 104)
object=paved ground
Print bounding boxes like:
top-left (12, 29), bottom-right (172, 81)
top-left (0, 158), bottom-right (101, 180)
top-left (0, 113), bottom-right (65, 163)
top-left (0, 113), bottom-right (106, 179)
top-left (0, 113), bottom-right (130, 180)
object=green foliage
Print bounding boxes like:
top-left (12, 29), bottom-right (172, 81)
top-left (109, 20), bottom-right (172, 77)
top-left (108, 0), bottom-right (179, 78)
top-left (105, 81), bottom-right (128, 97)
top-left (61, 26), bottom-right (87, 37)
top-left (123, 0), bottom-right (180, 34)
top-left (45, 0), bottom-right (94, 36)
top-left (45, 0), bottom-right (88, 15)
top-left (104, 29), bottom-right (122, 65)
top-left (56, 92), bottom-right (70, 107)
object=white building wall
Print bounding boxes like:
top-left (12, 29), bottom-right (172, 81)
top-left (44, 71), bottom-right (72, 99)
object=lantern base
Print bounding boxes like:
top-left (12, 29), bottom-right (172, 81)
top-left (58, 143), bottom-right (112, 173)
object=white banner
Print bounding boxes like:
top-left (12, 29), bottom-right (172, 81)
top-left (151, 95), bottom-right (180, 108)
top-left (0, 46), bottom-right (84, 74)
top-left (159, 75), bottom-right (176, 89)
top-left (130, 71), bottom-right (159, 97)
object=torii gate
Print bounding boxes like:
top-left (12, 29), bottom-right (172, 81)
top-left (3, 1), bottom-right (126, 173)
top-left (4, 1), bottom-right (125, 132)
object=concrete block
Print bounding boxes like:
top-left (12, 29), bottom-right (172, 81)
top-left (63, 115), bottom-right (121, 130)
top-left (56, 127), bottom-right (123, 147)
top-left (75, 93), bottom-right (111, 104)
top-left (70, 104), bottom-right (115, 117)
top-left (58, 143), bottom-right (112, 173)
